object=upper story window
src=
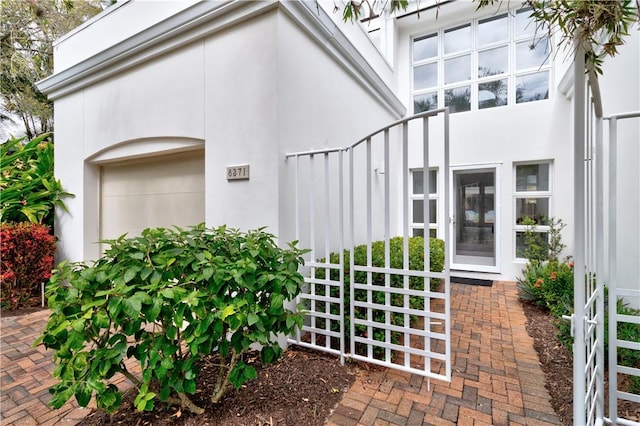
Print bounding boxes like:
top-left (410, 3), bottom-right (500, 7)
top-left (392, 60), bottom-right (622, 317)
top-left (412, 9), bottom-right (551, 114)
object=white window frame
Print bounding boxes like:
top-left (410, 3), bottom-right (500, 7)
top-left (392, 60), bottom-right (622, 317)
top-left (410, 168), bottom-right (438, 238)
top-left (411, 8), bottom-right (552, 114)
top-left (513, 160), bottom-right (553, 261)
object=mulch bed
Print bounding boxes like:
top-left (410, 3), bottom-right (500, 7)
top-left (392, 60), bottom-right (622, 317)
top-left (522, 300), bottom-right (640, 425)
top-left (78, 347), bottom-right (357, 426)
top-left (521, 301), bottom-right (574, 425)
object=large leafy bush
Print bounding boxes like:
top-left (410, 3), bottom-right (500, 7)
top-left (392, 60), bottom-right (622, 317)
top-left (0, 222), bottom-right (56, 309)
top-left (37, 225), bottom-right (307, 414)
top-left (0, 134), bottom-right (73, 226)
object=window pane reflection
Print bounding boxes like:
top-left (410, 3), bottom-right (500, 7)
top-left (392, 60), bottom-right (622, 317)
top-left (516, 38), bottom-right (549, 70)
top-left (414, 92), bottom-right (438, 113)
top-left (444, 24), bottom-right (471, 54)
top-left (478, 14), bottom-right (508, 45)
top-left (515, 8), bottom-right (535, 37)
top-left (479, 79), bottom-right (507, 109)
top-left (516, 231), bottom-right (549, 258)
top-left (414, 34), bottom-right (438, 61)
top-left (445, 86), bottom-right (471, 113)
top-left (478, 46), bottom-right (508, 77)
top-left (444, 55), bottom-right (471, 84)
top-left (412, 170), bottom-right (437, 194)
top-left (516, 198), bottom-right (549, 224)
top-left (414, 62), bottom-right (437, 90)
top-left (515, 163), bottom-right (549, 191)
top-left (412, 200), bottom-right (437, 224)
top-left (516, 71), bottom-right (549, 103)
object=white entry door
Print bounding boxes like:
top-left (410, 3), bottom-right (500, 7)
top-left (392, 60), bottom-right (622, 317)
top-left (451, 166), bottom-right (500, 272)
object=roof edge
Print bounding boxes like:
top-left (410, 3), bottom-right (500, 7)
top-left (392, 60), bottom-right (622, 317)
top-left (37, 0), bottom-right (405, 117)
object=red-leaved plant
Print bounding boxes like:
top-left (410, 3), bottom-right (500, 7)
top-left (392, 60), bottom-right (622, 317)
top-left (1, 222), bottom-right (56, 309)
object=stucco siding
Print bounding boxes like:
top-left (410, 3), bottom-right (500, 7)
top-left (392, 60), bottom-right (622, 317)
top-left (203, 12), bottom-right (279, 231)
top-left (81, 42), bottom-right (205, 156)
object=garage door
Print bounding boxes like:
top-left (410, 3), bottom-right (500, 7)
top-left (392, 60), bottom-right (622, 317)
top-left (100, 150), bottom-right (205, 241)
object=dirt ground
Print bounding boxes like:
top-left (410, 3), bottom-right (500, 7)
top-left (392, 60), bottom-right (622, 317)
top-left (77, 347), bottom-right (357, 426)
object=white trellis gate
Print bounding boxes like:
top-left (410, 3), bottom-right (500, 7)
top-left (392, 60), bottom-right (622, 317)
top-left (573, 43), bottom-right (640, 426)
top-left (286, 109), bottom-right (451, 383)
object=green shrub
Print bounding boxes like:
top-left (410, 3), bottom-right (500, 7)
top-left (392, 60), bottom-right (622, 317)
top-left (315, 236), bottom-right (445, 359)
top-left (0, 222), bottom-right (56, 309)
top-left (613, 300), bottom-right (640, 394)
top-left (517, 259), bottom-right (574, 317)
top-left (1, 134), bottom-right (73, 226)
top-left (37, 225), bottom-right (307, 414)
top-left (518, 216), bottom-right (566, 264)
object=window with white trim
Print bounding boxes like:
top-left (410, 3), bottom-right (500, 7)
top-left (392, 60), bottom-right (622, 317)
top-left (411, 169), bottom-right (438, 238)
top-left (513, 161), bottom-right (552, 259)
top-left (412, 8), bottom-right (551, 114)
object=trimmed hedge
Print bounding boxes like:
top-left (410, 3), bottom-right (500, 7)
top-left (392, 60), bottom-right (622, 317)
top-left (315, 236), bottom-right (445, 359)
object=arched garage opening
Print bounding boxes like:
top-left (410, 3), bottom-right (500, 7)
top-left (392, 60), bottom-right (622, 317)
top-left (98, 149), bottom-right (205, 243)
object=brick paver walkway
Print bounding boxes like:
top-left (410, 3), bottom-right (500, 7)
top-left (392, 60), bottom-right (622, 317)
top-left (326, 281), bottom-right (561, 425)
top-left (1, 281), bottom-right (561, 425)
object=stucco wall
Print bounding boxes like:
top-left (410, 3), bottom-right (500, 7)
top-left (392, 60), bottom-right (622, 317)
top-left (600, 26), bottom-right (640, 303)
top-left (53, 0), bottom-right (200, 73)
top-left (49, 2), bottom-right (401, 264)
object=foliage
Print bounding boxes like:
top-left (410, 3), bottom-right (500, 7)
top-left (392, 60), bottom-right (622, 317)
top-left (516, 219), bottom-right (640, 395)
top-left (614, 300), bottom-right (640, 394)
top-left (0, 0), bottom-right (104, 138)
top-left (518, 216), bottom-right (566, 264)
top-left (36, 225), bottom-right (307, 414)
top-left (315, 236), bottom-right (445, 359)
top-left (340, 0), bottom-right (409, 22)
top-left (517, 258), bottom-right (574, 317)
top-left (0, 134), bottom-right (73, 226)
top-left (475, 0), bottom-right (639, 75)
top-left (517, 217), bottom-right (571, 317)
top-left (0, 222), bottom-right (56, 309)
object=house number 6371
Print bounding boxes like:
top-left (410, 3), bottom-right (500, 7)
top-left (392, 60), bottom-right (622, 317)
top-left (226, 165), bottom-right (250, 181)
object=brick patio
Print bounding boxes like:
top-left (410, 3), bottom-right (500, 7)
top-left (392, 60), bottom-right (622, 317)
top-left (1, 281), bottom-right (561, 425)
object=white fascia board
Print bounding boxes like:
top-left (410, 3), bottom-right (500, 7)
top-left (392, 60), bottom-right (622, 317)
top-left (37, 0), bottom-right (405, 117)
top-left (37, 0), bottom-right (273, 99)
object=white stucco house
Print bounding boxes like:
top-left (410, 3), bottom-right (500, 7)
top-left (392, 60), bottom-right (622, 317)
top-left (37, 0), bottom-right (639, 285)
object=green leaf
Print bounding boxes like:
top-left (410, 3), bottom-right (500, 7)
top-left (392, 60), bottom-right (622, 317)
top-left (184, 379), bottom-right (196, 394)
top-left (150, 270), bottom-right (162, 286)
top-left (243, 365), bottom-right (257, 380)
top-left (160, 357), bottom-right (174, 370)
top-left (202, 266), bottom-right (214, 280)
top-left (71, 319), bottom-right (85, 332)
top-left (124, 267), bottom-right (138, 283)
top-left (160, 288), bottom-right (174, 299)
top-left (247, 312), bottom-right (259, 326)
top-left (146, 297), bottom-right (162, 322)
top-left (123, 298), bottom-right (141, 317)
top-left (221, 305), bottom-right (236, 320)
top-left (269, 293), bottom-right (285, 314)
top-left (74, 385), bottom-right (92, 407)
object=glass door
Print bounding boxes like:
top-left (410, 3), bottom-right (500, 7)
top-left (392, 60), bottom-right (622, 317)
top-left (452, 167), bottom-right (499, 272)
